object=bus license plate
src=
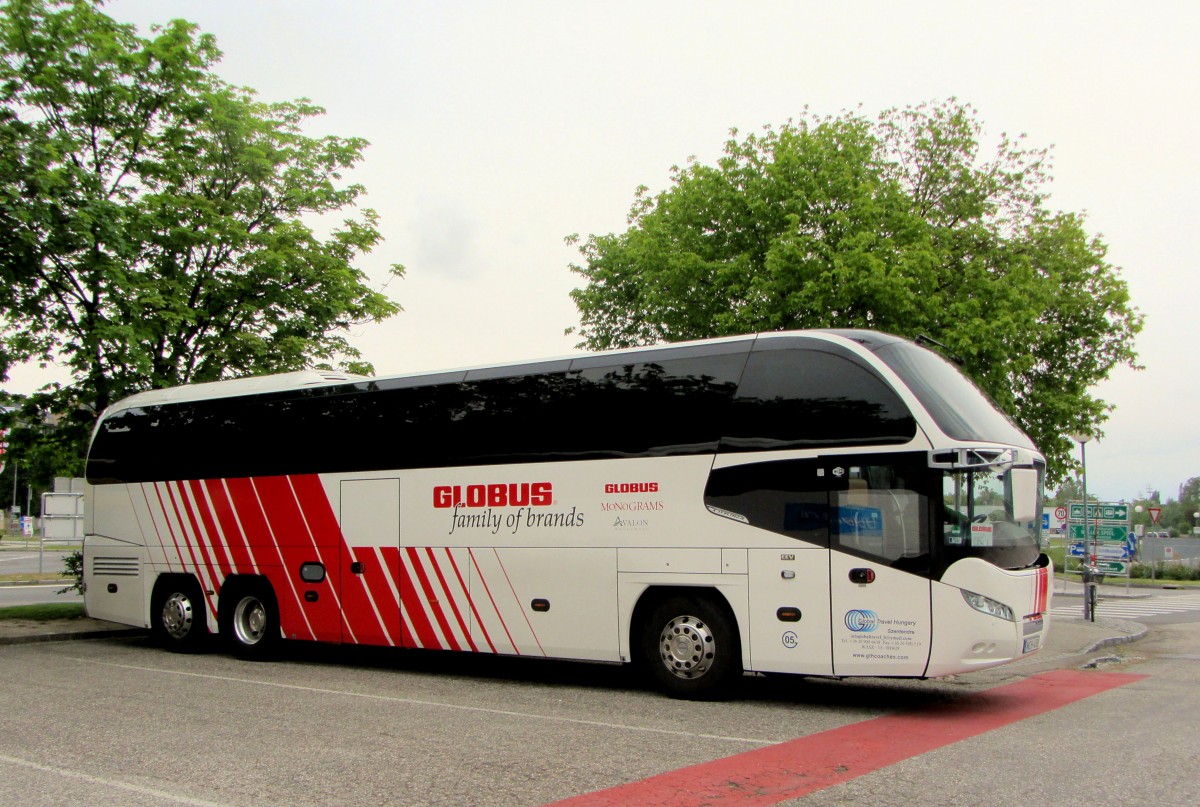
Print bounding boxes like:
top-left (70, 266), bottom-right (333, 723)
top-left (1023, 635), bottom-right (1041, 653)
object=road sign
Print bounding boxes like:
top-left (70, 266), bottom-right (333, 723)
top-left (1054, 506), bottom-right (1068, 521)
top-left (1149, 507), bottom-right (1162, 525)
top-left (1095, 561), bottom-right (1128, 574)
top-left (1069, 502), bottom-right (1129, 522)
top-left (1069, 542), bottom-right (1132, 561)
top-left (1068, 523), bottom-right (1128, 542)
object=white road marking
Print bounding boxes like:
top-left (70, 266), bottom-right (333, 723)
top-left (1050, 593), bottom-right (1200, 620)
top-left (71, 656), bottom-right (776, 746)
top-left (0, 752), bottom-right (234, 807)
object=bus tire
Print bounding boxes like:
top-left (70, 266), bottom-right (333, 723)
top-left (150, 575), bottom-right (208, 653)
top-left (220, 582), bottom-right (280, 661)
top-left (637, 593), bottom-right (741, 700)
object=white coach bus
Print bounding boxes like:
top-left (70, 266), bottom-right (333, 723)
top-left (83, 330), bottom-right (1051, 698)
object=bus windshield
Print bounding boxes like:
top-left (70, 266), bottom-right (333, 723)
top-left (873, 340), bottom-right (1035, 449)
top-left (941, 464), bottom-right (1044, 570)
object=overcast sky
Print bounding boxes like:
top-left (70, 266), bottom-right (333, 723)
top-left (6, 1), bottom-right (1198, 504)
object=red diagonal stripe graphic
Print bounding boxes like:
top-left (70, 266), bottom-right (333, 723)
top-left (166, 481), bottom-right (220, 618)
top-left (138, 483), bottom-right (173, 572)
top-left (150, 483), bottom-right (187, 572)
top-left (469, 548), bottom-right (519, 655)
top-left (226, 477), bottom-right (313, 642)
top-left (399, 549), bottom-right (441, 649)
top-left (203, 479), bottom-right (254, 573)
top-left (188, 480), bottom-right (233, 579)
top-left (375, 547), bottom-right (403, 646)
top-left (405, 546), bottom-right (461, 651)
top-left (424, 547), bottom-right (477, 652)
top-left (445, 547), bottom-right (496, 653)
top-left (254, 476), bottom-right (341, 643)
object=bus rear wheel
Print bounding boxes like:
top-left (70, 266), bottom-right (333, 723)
top-left (150, 576), bottom-right (208, 653)
top-left (638, 594), bottom-right (741, 700)
top-left (220, 584), bottom-right (280, 660)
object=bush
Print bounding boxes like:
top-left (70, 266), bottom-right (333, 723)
top-left (59, 549), bottom-right (83, 595)
top-left (1129, 561), bottom-right (1200, 581)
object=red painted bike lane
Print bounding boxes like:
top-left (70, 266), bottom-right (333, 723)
top-left (549, 670), bottom-right (1145, 807)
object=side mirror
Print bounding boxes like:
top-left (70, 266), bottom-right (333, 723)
top-left (1009, 468), bottom-right (1039, 523)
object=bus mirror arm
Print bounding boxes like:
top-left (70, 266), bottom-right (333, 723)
top-left (927, 448), bottom-right (1015, 472)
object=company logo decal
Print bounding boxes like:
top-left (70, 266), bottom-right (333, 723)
top-left (433, 483), bottom-right (584, 536)
top-left (844, 609), bottom-right (879, 633)
top-left (601, 481), bottom-right (664, 513)
top-left (604, 482), bottom-right (659, 494)
top-left (433, 483), bottom-right (552, 509)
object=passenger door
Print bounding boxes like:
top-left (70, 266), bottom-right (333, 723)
top-left (825, 455), bottom-right (933, 677)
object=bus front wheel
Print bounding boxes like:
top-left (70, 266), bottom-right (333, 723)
top-left (638, 594), bottom-right (741, 700)
top-left (220, 584), bottom-right (280, 660)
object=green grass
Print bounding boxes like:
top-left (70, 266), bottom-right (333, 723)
top-left (0, 572), bottom-right (66, 584)
top-left (0, 602), bottom-right (86, 621)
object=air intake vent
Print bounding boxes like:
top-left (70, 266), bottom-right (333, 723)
top-left (91, 556), bottom-right (139, 577)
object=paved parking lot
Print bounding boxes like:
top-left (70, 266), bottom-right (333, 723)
top-left (0, 634), bottom-right (1037, 806)
top-left (1, 620), bottom-right (1196, 806)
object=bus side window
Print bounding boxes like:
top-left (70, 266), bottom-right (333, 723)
top-left (830, 463), bottom-right (929, 570)
top-left (704, 459), bottom-right (830, 548)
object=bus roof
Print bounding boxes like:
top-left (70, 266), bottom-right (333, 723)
top-left (100, 333), bottom-right (781, 415)
top-left (98, 330), bottom-right (907, 417)
top-left (108, 370), bottom-right (370, 411)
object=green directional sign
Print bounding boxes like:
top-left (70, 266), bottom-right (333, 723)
top-left (1069, 502), bottom-right (1129, 522)
top-left (1095, 561), bottom-right (1127, 574)
top-left (1068, 524), bottom-right (1128, 543)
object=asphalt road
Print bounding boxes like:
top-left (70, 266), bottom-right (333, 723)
top-left (0, 549), bottom-right (79, 607)
top-left (1, 624), bottom-right (1198, 806)
top-left (0, 583), bottom-right (81, 607)
top-left (0, 548), bottom-right (75, 577)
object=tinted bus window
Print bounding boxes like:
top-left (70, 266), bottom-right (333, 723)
top-left (567, 349), bottom-right (748, 457)
top-left (704, 459), bottom-right (831, 547)
top-left (721, 341), bottom-right (915, 451)
top-left (88, 349), bottom-right (751, 483)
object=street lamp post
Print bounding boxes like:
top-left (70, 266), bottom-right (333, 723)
top-left (1071, 432), bottom-right (1095, 621)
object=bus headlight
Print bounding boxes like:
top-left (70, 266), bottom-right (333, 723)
top-left (961, 589), bottom-right (1014, 621)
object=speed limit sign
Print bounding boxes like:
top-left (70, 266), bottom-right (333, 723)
top-left (1054, 506), bottom-right (1068, 521)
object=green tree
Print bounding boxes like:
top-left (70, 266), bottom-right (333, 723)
top-left (1170, 477), bottom-right (1200, 536)
top-left (1048, 477), bottom-right (1084, 507)
top-left (568, 101), bottom-right (1141, 482)
top-left (0, 0), bottom-right (402, 485)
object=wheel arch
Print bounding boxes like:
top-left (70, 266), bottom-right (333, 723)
top-left (630, 585), bottom-right (746, 698)
top-left (626, 584), bottom-right (745, 668)
top-left (217, 573), bottom-right (277, 630)
top-left (148, 571), bottom-right (211, 650)
top-left (217, 573), bottom-right (283, 658)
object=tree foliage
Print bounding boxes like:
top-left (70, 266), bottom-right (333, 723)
top-left (568, 101), bottom-right (1141, 482)
top-left (0, 0), bottom-right (402, 485)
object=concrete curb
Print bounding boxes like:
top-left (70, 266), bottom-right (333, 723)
top-left (1079, 620), bottom-right (1149, 655)
top-left (0, 627), bottom-right (143, 646)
